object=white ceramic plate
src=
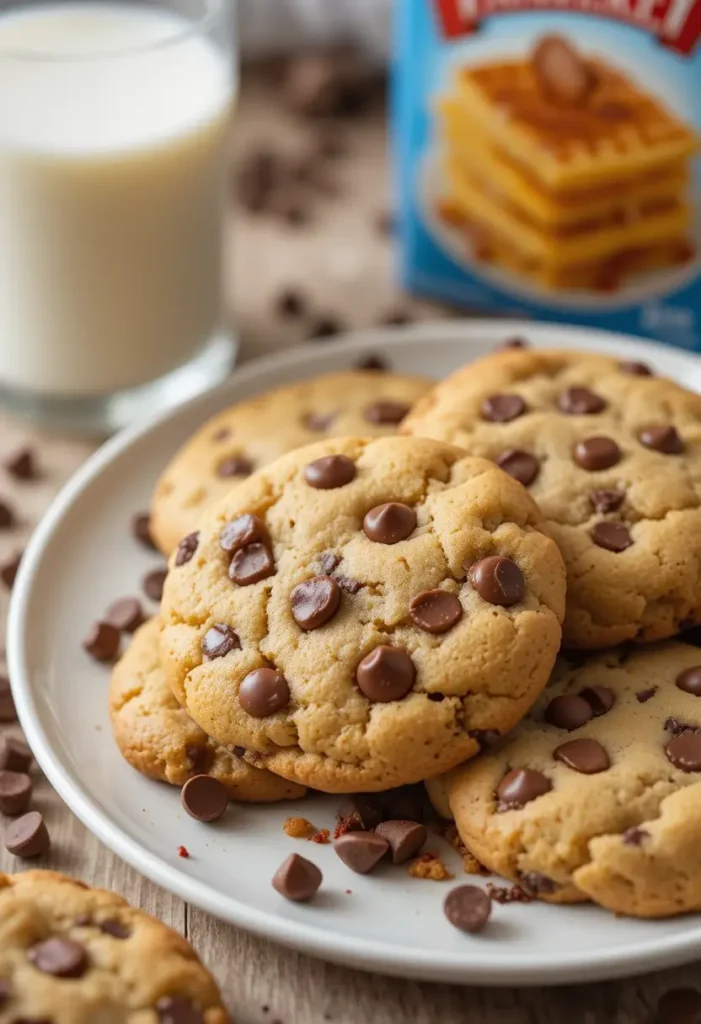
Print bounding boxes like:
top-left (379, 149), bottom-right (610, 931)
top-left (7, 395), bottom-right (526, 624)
top-left (9, 320), bottom-right (701, 987)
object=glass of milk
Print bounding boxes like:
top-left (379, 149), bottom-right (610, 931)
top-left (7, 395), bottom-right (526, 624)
top-left (0, 0), bottom-right (236, 433)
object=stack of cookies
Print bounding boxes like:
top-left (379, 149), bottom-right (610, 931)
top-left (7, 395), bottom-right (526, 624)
top-left (108, 349), bottom-right (701, 922)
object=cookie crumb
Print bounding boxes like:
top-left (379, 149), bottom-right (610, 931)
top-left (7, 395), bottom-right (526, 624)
top-left (310, 828), bottom-right (331, 845)
top-left (486, 882), bottom-right (532, 904)
top-left (177, 845), bottom-right (190, 859)
top-left (407, 853), bottom-right (454, 881)
top-left (283, 816), bottom-right (316, 839)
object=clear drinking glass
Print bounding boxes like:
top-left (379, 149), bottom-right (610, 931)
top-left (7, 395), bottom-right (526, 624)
top-left (0, 0), bottom-right (237, 434)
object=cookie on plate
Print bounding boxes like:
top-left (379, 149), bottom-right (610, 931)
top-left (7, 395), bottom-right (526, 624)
top-left (151, 370), bottom-right (431, 555)
top-left (159, 435), bottom-right (566, 793)
top-left (402, 347), bottom-right (701, 648)
top-left (0, 870), bottom-right (228, 1022)
top-left (442, 642), bottom-right (701, 918)
top-left (110, 617), bottom-right (305, 803)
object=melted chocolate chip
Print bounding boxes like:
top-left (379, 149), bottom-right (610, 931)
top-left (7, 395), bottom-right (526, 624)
top-left (202, 623), bottom-right (240, 660)
top-left (636, 687), bottom-right (657, 703)
top-left (320, 552), bottom-right (341, 574)
top-left (638, 425), bottom-right (684, 454)
top-left (665, 731), bottom-right (701, 772)
top-left (665, 717), bottom-right (694, 737)
top-left (622, 826), bottom-right (649, 846)
top-left (554, 738), bottom-right (610, 774)
top-left (469, 556), bottom-right (525, 607)
top-left (364, 400), bottom-right (409, 425)
top-left (573, 436), bottom-right (621, 471)
top-left (544, 694), bottom-right (593, 731)
top-left (579, 686), bottom-right (615, 716)
top-left (303, 411), bottom-right (337, 432)
top-left (409, 590), bottom-right (462, 634)
top-left (677, 666), bottom-right (701, 696)
top-left (229, 543), bottom-right (275, 586)
top-left (291, 575), bottom-right (341, 630)
top-left (495, 449), bottom-right (539, 487)
top-left (304, 454), bottom-right (356, 489)
top-left (496, 768), bottom-right (552, 810)
top-left (99, 919), bottom-right (131, 939)
top-left (619, 360), bottom-right (653, 376)
top-left (518, 872), bottom-right (557, 895)
top-left (480, 394), bottom-right (526, 423)
top-left (557, 387), bottom-right (606, 415)
top-left (220, 514), bottom-right (268, 554)
top-left (174, 532), bottom-right (199, 567)
top-left (363, 502), bottom-right (416, 544)
top-left (156, 995), bottom-right (206, 1024)
top-left (218, 456), bottom-right (254, 478)
top-left (239, 668), bottom-right (290, 718)
top-left (591, 521), bottom-right (633, 553)
top-left (28, 938), bottom-right (88, 978)
top-left (356, 646), bottom-right (416, 702)
top-left (589, 489), bottom-right (625, 514)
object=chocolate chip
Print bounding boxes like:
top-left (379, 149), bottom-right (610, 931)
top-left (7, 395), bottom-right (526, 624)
top-left (28, 937), bottom-right (87, 979)
top-left (334, 831), bottom-right (389, 874)
top-left (305, 454), bottom-right (356, 489)
top-left (518, 872), bottom-right (557, 894)
top-left (636, 687), bottom-right (657, 703)
top-left (5, 810), bottom-right (50, 857)
top-left (544, 694), bottom-right (593, 731)
top-left (622, 826), bottom-right (649, 846)
top-left (555, 738), bottom-right (610, 774)
top-left (480, 394), bottom-right (526, 423)
top-left (218, 456), bottom-right (254, 478)
top-left (591, 521), bottom-right (633, 553)
top-left (336, 795), bottom-right (383, 832)
top-left (444, 885), bottom-right (492, 934)
top-left (231, 746), bottom-right (246, 758)
top-left (498, 336), bottom-right (529, 350)
top-left (275, 287), bottom-right (307, 319)
top-left (0, 500), bottom-right (16, 529)
top-left (98, 919), bottom-right (131, 939)
top-left (573, 436), bottom-right (621, 471)
top-left (557, 387), bottom-right (606, 415)
top-left (229, 543), bottom-right (275, 586)
top-left (181, 774), bottom-right (228, 822)
top-left (364, 400), bottom-right (410, 425)
top-left (0, 676), bottom-right (17, 723)
top-left (186, 744), bottom-right (212, 774)
top-left (220, 514), bottom-right (268, 554)
top-left (174, 532), bottom-right (199, 566)
top-left (272, 853), bottom-right (322, 902)
top-left (375, 820), bottom-right (427, 864)
top-left (469, 556), bottom-right (525, 607)
top-left (132, 512), bottom-right (156, 551)
top-left (496, 768), bottom-right (552, 810)
top-left (589, 489), bottom-right (624, 513)
top-left (156, 995), bottom-right (206, 1024)
top-left (665, 717), bottom-right (694, 737)
top-left (142, 567), bottom-right (168, 602)
top-left (236, 147), bottom-right (280, 212)
top-left (202, 623), bottom-right (240, 660)
top-left (0, 550), bottom-right (22, 589)
top-left (83, 621), bottom-right (121, 663)
top-left (495, 449), bottom-right (539, 487)
top-left (303, 411), bottom-right (337, 432)
top-left (0, 735), bottom-right (31, 772)
top-left (639, 425), bottom-right (684, 454)
top-left (337, 575), bottom-right (362, 594)
top-left (291, 575), bottom-right (341, 630)
top-left (579, 686), bottom-right (615, 716)
top-left (0, 770), bottom-right (32, 815)
top-left (619, 360), bottom-right (653, 377)
top-left (240, 668), bottom-right (290, 718)
top-left (356, 353), bottom-right (390, 372)
top-left (468, 729), bottom-right (501, 750)
top-left (6, 446), bottom-right (38, 480)
top-left (320, 552), bottom-right (341, 574)
top-left (665, 731), bottom-right (701, 772)
top-left (532, 34), bottom-right (594, 105)
top-left (382, 784), bottom-right (426, 823)
top-left (310, 316), bottom-right (343, 340)
top-left (212, 426), bottom-right (230, 442)
top-left (284, 49), bottom-right (375, 118)
top-left (356, 646), bottom-right (416, 702)
top-left (409, 590), bottom-right (463, 634)
top-left (105, 597), bottom-right (144, 634)
top-left (657, 988), bottom-right (701, 1024)
top-left (677, 667), bottom-right (701, 696)
top-left (363, 502), bottom-right (416, 544)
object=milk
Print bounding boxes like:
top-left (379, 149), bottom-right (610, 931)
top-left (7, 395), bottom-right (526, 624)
top-left (0, 3), bottom-right (234, 396)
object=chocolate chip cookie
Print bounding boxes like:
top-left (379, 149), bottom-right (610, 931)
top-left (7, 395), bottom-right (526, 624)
top-left (442, 642), bottom-right (701, 917)
top-left (402, 347), bottom-right (701, 647)
top-left (110, 617), bottom-right (305, 802)
top-left (159, 435), bottom-right (566, 793)
top-left (151, 370), bottom-right (430, 555)
top-left (0, 870), bottom-right (228, 1021)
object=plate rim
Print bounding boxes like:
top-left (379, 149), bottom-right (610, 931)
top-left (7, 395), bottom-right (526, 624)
top-left (9, 318), bottom-right (701, 987)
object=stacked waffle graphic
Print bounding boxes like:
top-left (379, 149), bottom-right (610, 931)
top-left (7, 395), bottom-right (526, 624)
top-left (437, 36), bottom-right (699, 292)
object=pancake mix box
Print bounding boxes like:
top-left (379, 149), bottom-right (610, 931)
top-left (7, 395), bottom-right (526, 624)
top-left (394, 0), bottom-right (701, 349)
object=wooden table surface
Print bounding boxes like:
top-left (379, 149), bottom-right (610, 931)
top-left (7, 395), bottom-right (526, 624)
top-left (0, 68), bottom-right (694, 1024)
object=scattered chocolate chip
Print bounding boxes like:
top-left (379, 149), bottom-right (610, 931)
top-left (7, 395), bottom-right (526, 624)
top-left (174, 532), bottom-right (199, 567)
top-left (498, 337), bottom-right (529, 350)
top-left (142, 568), bottom-right (168, 602)
top-left (657, 988), bottom-right (701, 1024)
top-left (0, 500), bottom-right (16, 529)
top-left (132, 512), bottom-right (156, 551)
top-left (496, 768), bottom-right (552, 811)
top-left (591, 521), bottom-right (633, 553)
top-left (305, 454), bottom-right (356, 489)
top-left (202, 623), bottom-right (240, 660)
top-left (0, 676), bottom-right (17, 723)
top-left (518, 872), bottom-right (556, 895)
top-left (0, 770), bottom-right (32, 815)
top-left (622, 826), bottom-right (649, 846)
top-left (156, 995), bottom-right (206, 1024)
top-left (589, 489), bottom-right (625, 513)
top-left (240, 668), bottom-right (290, 718)
top-left (334, 831), bottom-right (389, 874)
top-left (181, 775), bottom-right (228, 823)
top-left (573, 436), bottom-right (621, 471)
top-left (480, 394), bottom-right (526, 423)
top-left (495, 449), bottom-right (539, 487)
top-left (105, 597), bottom-right (144, 634)
top-left (229, 543), bottom-right (275, 586)
top-left (579, 686), bottom-right (615, 716)
top-left (554, 738), bottom-right (610, 774)
top-left (532, 34), bottom-right (594, 105)
top-left (220, 514), bottom-right (268, 554)
top-left (356, 353), bottom-right (390, 372)
top-left (636, 687), bottom-right (658, 703)
top-left (5, 810), bottom-right (50, 857)
top-left (272, 853), bottom-right (322, 902)
top-left (28, 937), bottom-right (88, 979)
top-left (98, 919), bottom-right (131, 939)
top-left (275, 287), bottom-right (307, 319)
top-left (639, 425), bottom-right (684, 454)
top-left (469, 556), bottom-right (525, 607)
top-left (468, 729), bottom-right (501, 750)
top-left (356, 646), bottom-right (416, 703)
top-left (83, 621), bottom-right (121, 663)
top-left (0, 735), bottom-right (31, 772)
top-left (291, 575), bottom-right (341, 630)
top-left (320, 552), bottom-right (341, 574)
top-left (375, 820), bottom-right (427, 864)
top-left (544, 694), bottom-right (593, 731)
top-left (409, 589), bottom-right (462, 634)
top-left (303, 411), bottom-right (337, 432)
top-left (6, 446), bottom-right (38, 480)
top-left (557, 387), bottom-right (606, 415)
top-left (218, 455), bottom-right (254, 479)
top-left (0, 550), bottom-right (22, 589)
top-left (364, 400), bottom-right (410, 425)
top-left (677, 667), bottom-right (701, 696)
top-left (619, 360), bottom-right (653, 377)
top-left (336, 795), bottom-right (383, 832)
top-left (310, 316), bottom-right (343, 340)
top-left (363, 502), bottom-right (416, 544)
top-left (666, 731), bottom-right (701, 772)
top-left (444, 885), bottom-right (492, 934)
